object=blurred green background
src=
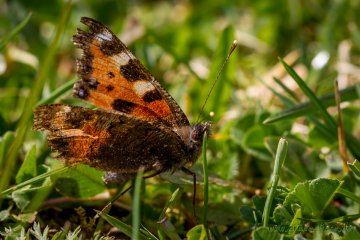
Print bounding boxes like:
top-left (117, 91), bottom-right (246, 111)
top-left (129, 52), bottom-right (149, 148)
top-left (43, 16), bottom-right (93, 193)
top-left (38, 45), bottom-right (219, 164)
top-left (1, 0), bottom-right (360, 239)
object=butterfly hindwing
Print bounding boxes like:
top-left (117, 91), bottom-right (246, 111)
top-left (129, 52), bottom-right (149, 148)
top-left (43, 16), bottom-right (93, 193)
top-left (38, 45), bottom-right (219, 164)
top-left (33, 104), bottom-right (188, 174)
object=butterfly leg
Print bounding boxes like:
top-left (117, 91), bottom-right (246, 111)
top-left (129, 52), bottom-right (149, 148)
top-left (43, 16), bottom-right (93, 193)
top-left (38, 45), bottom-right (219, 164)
top-left (103, 168), bottom-right (163, 184)
top-left (181, 167), bottom-right (197, 222)
top-left (103, 171), bottom-right (135, 184)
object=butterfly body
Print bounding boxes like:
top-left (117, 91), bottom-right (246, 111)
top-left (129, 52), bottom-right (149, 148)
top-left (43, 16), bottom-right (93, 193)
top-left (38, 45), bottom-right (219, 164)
top-left (33, 17), bottom-right (210, 182)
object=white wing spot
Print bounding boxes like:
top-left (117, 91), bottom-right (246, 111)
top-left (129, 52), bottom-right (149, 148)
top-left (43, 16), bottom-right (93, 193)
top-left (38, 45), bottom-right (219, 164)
top-left (134, 81), bottom-right (155, 96)
top-left (111, 52), bottom-right (135, 65)
top-left (62, 106), bottom-right (72, 113)
top-left (96, 31), bottom-right (112, 41)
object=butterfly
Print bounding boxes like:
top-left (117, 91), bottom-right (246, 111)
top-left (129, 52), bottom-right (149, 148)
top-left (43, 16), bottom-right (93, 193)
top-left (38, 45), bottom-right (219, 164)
top-left (33, 17), bottom-right (210, 183)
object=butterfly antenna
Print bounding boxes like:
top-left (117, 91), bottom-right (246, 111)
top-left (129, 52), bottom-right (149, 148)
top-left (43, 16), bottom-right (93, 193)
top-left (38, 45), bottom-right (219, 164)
top-left (196, 40), bottom-right (238, 123)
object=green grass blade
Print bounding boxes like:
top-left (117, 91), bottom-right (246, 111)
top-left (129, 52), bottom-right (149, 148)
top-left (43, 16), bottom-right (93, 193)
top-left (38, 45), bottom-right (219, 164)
top-left (0, 166), bottom-right (69, 197)
top-left (263, 83), bottom-right (359, 124)
top-left (308, 115), bottom-right (337, 141)
top-left (36, 78), bottom-right (76, 106)
top-left (158, 187), bottom-right (183, 220)
top-left (263, 81), bottom-right (295, 108)
top-left (273, 77), bottom-right (300, 101)
top-left (99, 211), bottom-right (155, 240)
top-left (278, 58), bottom-right (337, 129)
top-left (262, 138), bottom-right (288, 227)
top-left (157, 187), bottom-right (183, 239)
top-left (202, 132), bottom-right (209, 225)
top-left (100, 212), bottom-right (132, 237)
top-left (132, 168), bottom-right (144, 240)
top-left (337, 187), bottom-right (360, 204)
top-left (276, 59), bottom-right (360, 159)
top-left (0, 13), bottom-right (32, 50)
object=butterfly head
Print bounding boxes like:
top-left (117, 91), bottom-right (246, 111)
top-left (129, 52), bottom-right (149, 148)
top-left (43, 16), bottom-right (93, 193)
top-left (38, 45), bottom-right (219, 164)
top-left (181, 122), bottom-right (210, 165)
top-left (190, 122), bottom-right (211, 144)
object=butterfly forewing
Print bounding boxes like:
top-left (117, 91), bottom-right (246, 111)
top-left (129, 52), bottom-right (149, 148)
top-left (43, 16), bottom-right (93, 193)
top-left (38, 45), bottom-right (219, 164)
top-left (73, 17), bottom-right (189, 127)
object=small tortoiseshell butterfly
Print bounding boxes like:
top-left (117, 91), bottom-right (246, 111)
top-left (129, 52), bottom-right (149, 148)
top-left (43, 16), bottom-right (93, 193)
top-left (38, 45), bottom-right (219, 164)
top-left (33, 17), bottom-right (210, 183)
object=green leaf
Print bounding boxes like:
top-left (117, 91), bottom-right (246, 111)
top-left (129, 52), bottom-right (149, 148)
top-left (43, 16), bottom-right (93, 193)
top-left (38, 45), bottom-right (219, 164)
top-left (12, 187), bottom-right (31, 211)
top-left (16, 145), bottom-right (37, 184)
top-left (289, 208), bottom-right (303, 235)
top-left (231, 114), bottom-right (257, 145)
top-left (53, 165), bottom-right (105, 198)
top-left (186, 224), bottom-right (207, 240)
top-left (273, 205), bottom-right (293, 225)
top-left (0, 225), bottom-right (25, 239)
top-left (12, 176), bottom-right (52, 211)
top-left (0, 206), bottom-right (11, 221)
top-left (232, 112), bottom-right (282, 161)
top-left (243, 126), bottom-right (269, 149)
top-left (14, 212), bottom-right (37, 224)
top-left (283, 178), bottom-right (343, 218)
top-left (252, 226), bottom-right (282, 240)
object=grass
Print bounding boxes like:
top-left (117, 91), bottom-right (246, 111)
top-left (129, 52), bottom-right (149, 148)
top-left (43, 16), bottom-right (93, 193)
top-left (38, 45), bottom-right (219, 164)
top-left (1, 0), bottom-right (360, 239)
top-left (262, 138), bottom-right (288, 227)
top-left (202, 132), bottom-right (209, 226)
top-left (132, 169), bottom-right (143, 240)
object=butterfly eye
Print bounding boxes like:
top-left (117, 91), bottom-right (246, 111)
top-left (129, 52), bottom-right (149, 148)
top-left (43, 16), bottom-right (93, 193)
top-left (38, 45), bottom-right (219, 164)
top-left (190, 122), bottom-right (211, 143)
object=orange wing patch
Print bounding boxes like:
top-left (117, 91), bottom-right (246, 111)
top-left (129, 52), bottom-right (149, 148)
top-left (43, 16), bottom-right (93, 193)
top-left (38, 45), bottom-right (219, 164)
top-left (73, 17), bottom-right (172, 124)
top-left (33, 104), bottom-right (112, 165)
